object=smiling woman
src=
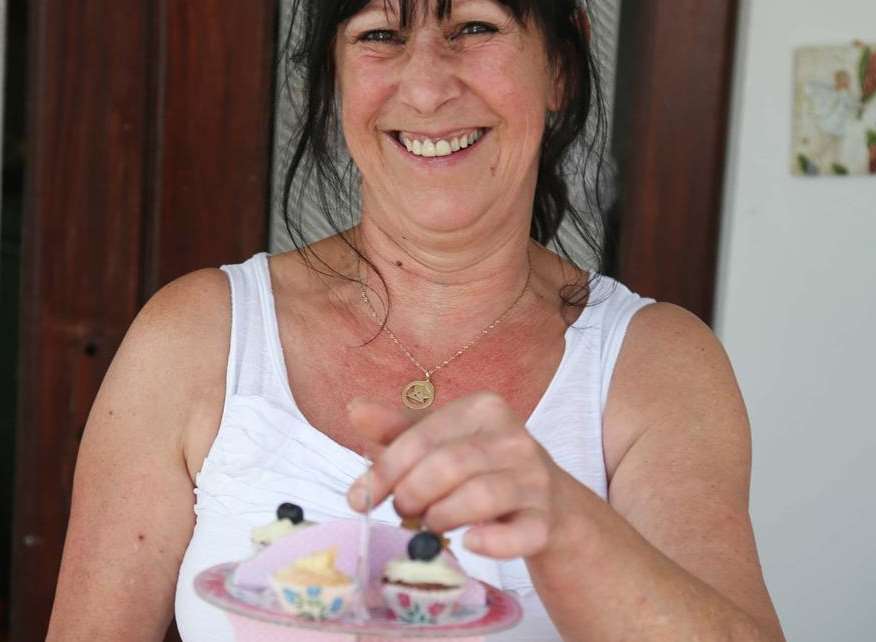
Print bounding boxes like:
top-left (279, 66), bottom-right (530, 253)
top-left (46, 1), bottom-right (785, 642)
top-left (279, 0), bottom-right (607, 278)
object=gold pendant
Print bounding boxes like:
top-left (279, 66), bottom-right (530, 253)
top-left (402, 380), bottom-right (435, 410)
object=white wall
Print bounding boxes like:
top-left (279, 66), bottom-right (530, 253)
top-left (715, 2), bottom-right (876, 641)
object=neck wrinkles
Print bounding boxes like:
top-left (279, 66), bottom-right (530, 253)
top-left (350, 217), bottom-right (534, 342)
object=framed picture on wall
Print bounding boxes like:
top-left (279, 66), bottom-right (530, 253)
top-left (792, 41), bottom-right (876, 176)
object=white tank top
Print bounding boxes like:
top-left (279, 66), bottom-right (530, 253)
top-left (174, 252), bottom-right (654, 641)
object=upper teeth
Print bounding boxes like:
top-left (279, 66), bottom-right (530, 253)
top-left (400, 130), bottom-right (484, 157)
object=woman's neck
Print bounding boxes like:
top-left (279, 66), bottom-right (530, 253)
top-left (348, 216), bottom-right (537, 346)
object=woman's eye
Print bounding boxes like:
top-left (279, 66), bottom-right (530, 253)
top-left (453, 22), bottom-right (498, 38)
top-left (358, 30), bottom-right (403, 45)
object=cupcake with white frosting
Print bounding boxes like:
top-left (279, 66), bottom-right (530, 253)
top-left (270, 547), bottom-right (354, 620)
top-left (382, 531), bottom-right (467, 625)
top-left (250, 503), bottom-right (314, 549)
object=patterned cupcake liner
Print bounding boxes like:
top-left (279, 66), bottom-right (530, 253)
top-left (269, 578), bottom-right (355, 621)
top-left (382, 582), bottom-right (465, 626)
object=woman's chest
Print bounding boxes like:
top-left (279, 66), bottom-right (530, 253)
top-left (277, 320), bottom-right (568, 456)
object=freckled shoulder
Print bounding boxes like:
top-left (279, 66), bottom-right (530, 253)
top-left (110, 267), bottom-right (233, 481)
top-left (602, 302), bottom-right (741, 479)
top-left (47, 267), bottom-right (234, 640)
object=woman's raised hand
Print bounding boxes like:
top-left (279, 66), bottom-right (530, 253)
top-left (346, 393), bottom-right (565, 560)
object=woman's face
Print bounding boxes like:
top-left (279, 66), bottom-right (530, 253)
top-left (335, 0), bottom-right (560, 238)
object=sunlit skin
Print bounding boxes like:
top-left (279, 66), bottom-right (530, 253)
top-left (335, 0), bottom-right (561, 270)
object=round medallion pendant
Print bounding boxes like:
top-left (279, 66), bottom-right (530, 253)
top-left (402, 380), bottom-right (435, 410)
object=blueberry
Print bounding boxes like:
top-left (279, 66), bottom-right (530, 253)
top-left (276, 502), bottom-right (304, 524)
top-left (407, 531), bottom-right (442, 561)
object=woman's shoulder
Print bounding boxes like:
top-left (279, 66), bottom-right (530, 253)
top-left (603, 299), bottom-right (743, 475)
top-left (267, 236), bottom-right (360, 292)
top-left (588, 272), bottom-right (720, 374)
top-left (118, 268), bottom-right (232, 398)
top-left (563, 272), bottom-right (656, 339)
top-left (586, 272), bottom-right (648, 306)
top-left (617, 301), bottom-right (721, 371)
top-left (134, 267), bottom-right (230, 343)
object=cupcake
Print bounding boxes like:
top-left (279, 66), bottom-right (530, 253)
top-left (270, 548), bottom-right (355, 620)
top-left (251, 503), bottom-right (314, 549)
top-left (382, 531), bottom-right (467, 625)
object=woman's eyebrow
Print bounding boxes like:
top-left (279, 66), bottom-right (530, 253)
top-left (345, 4), bottom-right (396, 30)
top-left (347, 0), bottom-right (502, 32)
top-left (353, 3), bottom-right (389, 19)
top-left (354, 0), bottom-right (490, 20)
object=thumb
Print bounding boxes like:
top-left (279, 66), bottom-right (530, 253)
top-left (347, 397), bottom-right (424, 456)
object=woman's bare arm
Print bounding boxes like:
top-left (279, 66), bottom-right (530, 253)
top-left (527, 303), bottom-right (785, 641)
top-left (345, 301), bottom-right (784, 641)
top-left (46, 269), bottom-right (230, 642)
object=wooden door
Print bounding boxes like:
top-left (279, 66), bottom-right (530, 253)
top-left (10, 2), bottom-right (277, 640)
top-left (612, 1), bottom-right (739, 324)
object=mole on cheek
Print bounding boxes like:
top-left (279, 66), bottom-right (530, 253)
top-left (395, 260), bottom-right (403, 267)
top-left (137, 534), bottom-right (146, 542)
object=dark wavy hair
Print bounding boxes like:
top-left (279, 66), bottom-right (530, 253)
top-left (279, 0), bottom-right (611, 308)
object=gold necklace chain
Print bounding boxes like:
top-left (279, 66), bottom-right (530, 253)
top-left (359, 267), bottom-right (531, 410)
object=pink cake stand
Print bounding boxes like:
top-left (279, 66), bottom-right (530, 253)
top-left (195, 562), bottom-right (522, 641)
top-left (194, 520), bottom-right (522, 641)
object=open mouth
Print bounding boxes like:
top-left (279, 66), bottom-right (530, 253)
top-left (392, 128), bottom-right (489, 159)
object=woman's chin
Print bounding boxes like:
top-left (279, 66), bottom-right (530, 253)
top-left (387, 205), bottom-right (496, 237)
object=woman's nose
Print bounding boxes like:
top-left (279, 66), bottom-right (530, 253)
top-left (396, 36), bottom-right (463, 115)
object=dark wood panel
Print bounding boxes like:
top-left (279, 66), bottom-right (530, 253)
top-left (12, 2), bottom-right (276, 641)
top-left (146, 0), bottom-right (277, 295)
top-left (11, 2), bottom-right (152, 640)
top-left (612, 1), bottom-right (739, 324)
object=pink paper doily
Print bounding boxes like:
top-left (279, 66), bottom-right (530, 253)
top-left (195, 563), bottom-right (522, 639)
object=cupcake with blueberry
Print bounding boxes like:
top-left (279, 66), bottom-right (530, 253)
top-left (382, 531), bottom-right (467, 625)
top-left (270, 548), bottom-right (354, 620)
top-left (250, 502), bottom-right (314, 549)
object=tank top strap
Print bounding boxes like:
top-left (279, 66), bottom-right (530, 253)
top-left (584, 275), bottom-right (656, 410)
top-left (219, 252), bottom-right (289, 408)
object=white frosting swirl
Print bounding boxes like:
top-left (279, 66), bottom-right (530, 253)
top-left (250, 519), bottom-right (313, 546)
top-left (383, 557), bottom-right (466, 587)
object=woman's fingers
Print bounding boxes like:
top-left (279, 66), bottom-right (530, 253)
top-left (390, 433), bottom-right (496, 517)
top-left (463, 509), bottom-right (551, 560)
top-left (391, 428), bottom-right (546, 516)
top-left (347, 397), bottom-right (422, 453)
top-left (345, 393), bottom-right (559, 561)
top-left (419, 471), bottom-right (529, 533)
top-left (349, 393), bottom-right (516, 511)
top-left (348, 416), bottom-right (441, 511)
